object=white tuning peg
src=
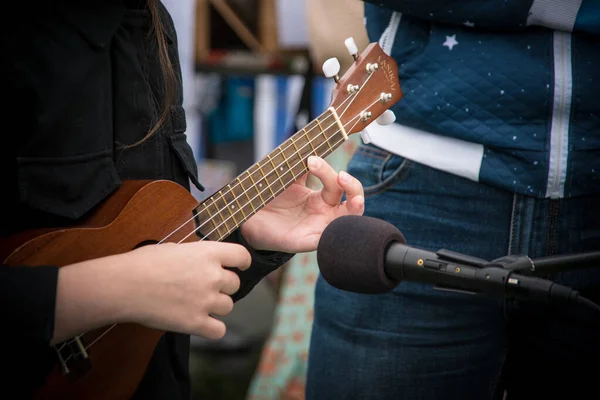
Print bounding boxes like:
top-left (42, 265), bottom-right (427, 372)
top-left (360, 129), bottom-right (372, 144)
top-left (345, 37), bottom-right (359, 60)
top-left (322, 57), bottom-right (341, 83)
top-left (376, 110), bottom-right (396, 126)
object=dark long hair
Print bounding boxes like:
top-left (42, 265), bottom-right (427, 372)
top-left (123, 0), bottom-right (177, 148)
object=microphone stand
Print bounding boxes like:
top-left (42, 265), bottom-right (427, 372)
top-left (433, 248), bottom-right (600, 276)
top-left (431, 249), bottom-right (600, 315)
top-left (486, 251), bottom-right (600, 276)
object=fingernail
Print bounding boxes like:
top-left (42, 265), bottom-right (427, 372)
top-left (308, 156), bottom-right (320, 168)
top-left (340, 171), bottom-right (350, 183)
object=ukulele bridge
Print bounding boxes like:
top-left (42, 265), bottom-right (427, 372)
top-left (54, 336), bottom-right (92, 380)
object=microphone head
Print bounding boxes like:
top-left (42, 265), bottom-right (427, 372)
top-left (317, 215), bottom-right (406, 294)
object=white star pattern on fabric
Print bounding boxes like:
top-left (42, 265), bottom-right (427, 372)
top-left (443, 35), bottom-right (458, 50)
top-left (464, 21), bottom-right (475, 27)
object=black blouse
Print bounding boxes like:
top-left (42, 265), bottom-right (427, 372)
top-left (0, 1), bottom-right (293, 398)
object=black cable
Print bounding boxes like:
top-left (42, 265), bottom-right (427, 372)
top-left (576, 296), bottom-right (600, 316)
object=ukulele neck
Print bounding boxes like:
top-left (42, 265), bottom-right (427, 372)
top-left (193, 107), bottom-right (348, 242)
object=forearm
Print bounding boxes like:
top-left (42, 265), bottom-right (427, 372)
top-left (53, 255), bottom-right (132, 344)
top-left (8, 240), bottom-right (256, 346)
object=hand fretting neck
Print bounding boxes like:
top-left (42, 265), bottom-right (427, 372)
top-left (193, 107), bottom-right (348, 242)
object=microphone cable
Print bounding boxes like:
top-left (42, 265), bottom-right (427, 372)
top-left (577, 296), bottom-right (600, 316)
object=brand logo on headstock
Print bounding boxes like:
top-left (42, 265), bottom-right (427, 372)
top-left (378, 56), bottom-right (397, 93)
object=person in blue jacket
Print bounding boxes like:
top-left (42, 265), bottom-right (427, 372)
top-left (307, 1), bottom-right (600, 399)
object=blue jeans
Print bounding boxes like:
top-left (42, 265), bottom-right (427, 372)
top-left (306, 144), bottom-right (600, 400)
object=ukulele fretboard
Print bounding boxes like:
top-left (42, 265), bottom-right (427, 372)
top-left (194, 107), bottom-right (347, 242)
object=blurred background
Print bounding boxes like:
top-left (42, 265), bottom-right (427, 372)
top-left (160, 0), bottom-right (367, 399)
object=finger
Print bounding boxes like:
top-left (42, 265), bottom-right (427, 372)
top-left (307, 156), bottom-right (343, 206)
top-left (220, 269), bottom-right (241, 295)
top-left (337, 171), bottom-right (365, 202)
top-left (344, 194), bottom-right (365, 216)
top-left (210, 242), bottom-right (252, 270)
top-left (210, 294), bottom-right (235, 316)
top-left (198, 317), bottom-right (226, 340)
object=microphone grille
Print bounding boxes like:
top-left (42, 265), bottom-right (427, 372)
top-left (317, 215), bottom-right (405, 294)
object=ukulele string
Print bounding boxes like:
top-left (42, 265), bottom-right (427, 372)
top-left (58, 335), bottom-right (90, 364)
top-left (163, 76), bottom-right (380, 245)
top-left (191, 74), bottom-right (383, 243)
top-left (162, 114), bottom-right (344, 244)
top-left (338, 70), bottom-right (376, 120)
top-left (185, 133), bottom-right (349, 244)
top-left (183, 87), bottom-right (384, 244)
top-left (177, 109), bottom-right (367, 245)
top-left (184, 73), bottom-right (382, 244)
top-left (71, 125), bottom-right (354, 358)
top-left (74, 78), bottom-right (385, 357)
top-left (158, 88), bottom-right (360, 244)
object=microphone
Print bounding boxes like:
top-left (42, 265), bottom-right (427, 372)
top-left (317, 216), bottom-right (598, 311)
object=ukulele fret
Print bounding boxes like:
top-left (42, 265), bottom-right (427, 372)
top-left (200, 202), bottom-right (218, 240)
top-left (286, 136), bottom-right (305, 177)
top-left (219, 191), bottom-right (238, 226)
top-left (279, 146), bottom-right (294, 176)
top-left (256, 163), bottom-right (276, 199)
top-left (237, 177), bottom-right (257, 214)
top-left (247, 169), bottom-right (267, 206)
top-left (316, 118), bottom-right (334, 153)
top-left (290, 137), bottom-right (306, 169)
top-left (211, 197), bottom-right (228, 235)
top-left (266, 153), bottom-right (285, 187)
top-left (303, 128), bottom-right (317, 156)
top-left (229, 185), bottom-right (247, 220)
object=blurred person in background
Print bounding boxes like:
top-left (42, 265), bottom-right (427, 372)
top-left (307, 1), bottom-right (600, 399)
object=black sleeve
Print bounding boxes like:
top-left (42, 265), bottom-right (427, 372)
top-left (0, 265), bottom-right (59, 343)
top-left (225, 230), bottom-right (295, 302)
top-left (1, 265), bottom-right (60, 391)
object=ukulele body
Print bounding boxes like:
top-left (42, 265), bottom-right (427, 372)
top-left (1, 42), bottom-right (403, 399)
top-left (2, 180), bottom-right (201, 400)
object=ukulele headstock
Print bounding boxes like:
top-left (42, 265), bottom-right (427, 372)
top-left (323, 39), bottom-right (403, 138)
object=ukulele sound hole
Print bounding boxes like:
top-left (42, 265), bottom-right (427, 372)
top-left (134, 240), bottom-right (159, 249)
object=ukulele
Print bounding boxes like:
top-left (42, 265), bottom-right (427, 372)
top-left (1, 40), bottom-right (402, 400)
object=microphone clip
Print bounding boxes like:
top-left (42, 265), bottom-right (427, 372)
top-left (436, 250), bottom-right (536, 274)
top-left (485, 255), bottom-right (536, 273)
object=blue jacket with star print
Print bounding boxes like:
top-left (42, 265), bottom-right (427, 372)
top-left (362, 0), bottom-right (600, 198)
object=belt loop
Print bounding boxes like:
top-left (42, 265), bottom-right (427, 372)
top-left (507, 194), bottom-right (535, 257)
